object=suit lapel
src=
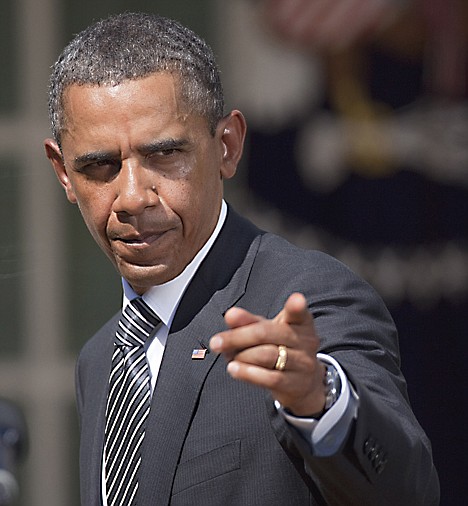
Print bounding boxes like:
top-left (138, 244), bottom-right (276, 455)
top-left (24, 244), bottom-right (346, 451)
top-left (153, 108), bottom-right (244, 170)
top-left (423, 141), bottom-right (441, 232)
top-left (170, 207), bottom-right (262, 334)
top-left (138, 208), bottom-right (263, 503)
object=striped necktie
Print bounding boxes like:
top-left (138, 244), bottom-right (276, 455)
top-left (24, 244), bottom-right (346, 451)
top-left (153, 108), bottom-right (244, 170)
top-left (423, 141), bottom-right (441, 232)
top-left (104, 297), bottom-right (161, 505)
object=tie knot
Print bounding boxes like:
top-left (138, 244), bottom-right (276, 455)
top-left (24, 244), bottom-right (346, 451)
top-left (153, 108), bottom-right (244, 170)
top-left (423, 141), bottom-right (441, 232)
top-left (115, 297), bottom-right (161, 348)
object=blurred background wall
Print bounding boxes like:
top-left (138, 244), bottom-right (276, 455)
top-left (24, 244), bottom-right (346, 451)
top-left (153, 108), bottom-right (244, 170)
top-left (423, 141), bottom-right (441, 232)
top-left (0, 0), bottom-right (466, 504)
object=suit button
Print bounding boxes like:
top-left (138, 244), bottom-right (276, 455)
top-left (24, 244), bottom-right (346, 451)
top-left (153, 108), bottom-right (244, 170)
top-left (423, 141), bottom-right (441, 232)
top-left (363, 437), bottom-right (376, 457)
top-left (375, 456), bottom-right (388, 475)
top-left (371, 445), bottom-right (382, 464)
top-left (364, 438), bottom-right (387, 473)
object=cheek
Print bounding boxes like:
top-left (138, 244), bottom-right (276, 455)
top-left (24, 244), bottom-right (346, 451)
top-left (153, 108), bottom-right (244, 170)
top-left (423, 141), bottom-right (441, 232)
top-left (74, 189), bottom-right (113, 242)
top-left (179, 181), bottom-right (222, 240)
top-left (160, 177), bottom-right (197, 212)
top-left (161, 149), bottom-right (221, 213)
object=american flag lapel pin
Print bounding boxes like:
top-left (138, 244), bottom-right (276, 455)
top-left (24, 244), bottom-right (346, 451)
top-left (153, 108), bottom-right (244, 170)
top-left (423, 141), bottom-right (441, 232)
top-left (191, 347), bottom-right (208, 360)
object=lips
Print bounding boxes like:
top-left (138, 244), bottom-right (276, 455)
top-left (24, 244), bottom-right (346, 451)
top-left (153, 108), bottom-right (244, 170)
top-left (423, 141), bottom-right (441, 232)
top-left (119, 232), bottom-right (160, 244)
top-left (114, 230), bottom-right (168, 247)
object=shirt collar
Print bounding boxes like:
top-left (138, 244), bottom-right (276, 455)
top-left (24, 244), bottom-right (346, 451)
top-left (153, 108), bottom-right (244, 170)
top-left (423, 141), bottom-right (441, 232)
top-left (122, 200), bottom-right (227, 327)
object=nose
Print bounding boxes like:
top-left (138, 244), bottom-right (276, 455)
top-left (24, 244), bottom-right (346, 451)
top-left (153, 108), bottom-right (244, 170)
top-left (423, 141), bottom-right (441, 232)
top-left (112, 160), bottom-right (158, 216)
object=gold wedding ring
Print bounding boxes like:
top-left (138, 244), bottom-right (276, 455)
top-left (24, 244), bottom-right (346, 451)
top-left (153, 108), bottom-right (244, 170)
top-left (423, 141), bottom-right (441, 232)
top-left (274, 345), bottom-right (288, 371)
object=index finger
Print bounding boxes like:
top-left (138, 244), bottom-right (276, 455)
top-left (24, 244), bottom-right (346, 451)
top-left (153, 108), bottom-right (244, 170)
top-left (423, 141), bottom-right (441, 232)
top-left (274, 292), bottom-right (313, 326)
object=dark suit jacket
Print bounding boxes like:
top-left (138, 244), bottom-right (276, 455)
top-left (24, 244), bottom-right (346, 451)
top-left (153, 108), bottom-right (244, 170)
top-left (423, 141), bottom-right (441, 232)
top-left (76, 206), bottom-right (439, 505)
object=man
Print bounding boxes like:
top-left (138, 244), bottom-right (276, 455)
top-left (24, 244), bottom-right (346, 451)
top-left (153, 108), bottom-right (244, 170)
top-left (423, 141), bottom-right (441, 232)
top-left (44, 12), bottom-right (439, 506)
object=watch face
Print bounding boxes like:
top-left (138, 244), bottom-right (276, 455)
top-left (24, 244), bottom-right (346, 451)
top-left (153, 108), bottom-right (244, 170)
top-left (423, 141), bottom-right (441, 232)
top-left (324, 364), bottom-right (341, 410)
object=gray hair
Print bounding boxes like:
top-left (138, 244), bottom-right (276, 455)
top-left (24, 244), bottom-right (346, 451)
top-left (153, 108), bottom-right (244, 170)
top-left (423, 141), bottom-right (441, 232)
top-left (48, 12), bottom-right (225, 146)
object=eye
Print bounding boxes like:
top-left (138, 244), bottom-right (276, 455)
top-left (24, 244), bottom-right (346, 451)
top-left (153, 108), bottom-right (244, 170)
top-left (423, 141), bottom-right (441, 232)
top-left (149, 148), bottom-right (179, 158)
top-left (161, 148), bottom-right (177, 156)
top-left (76, 159), bottom-right (121, 182)
top-left (141, 140), bottom-right (189, 174)
top-left (145, 149), bottom-right (185, 172)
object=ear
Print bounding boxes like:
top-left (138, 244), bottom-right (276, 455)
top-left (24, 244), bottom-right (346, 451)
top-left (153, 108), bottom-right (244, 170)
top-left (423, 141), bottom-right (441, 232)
top-left (44, 139), bottom-right (77, 204)
top-left (217, 110), bottom-right (247, 180)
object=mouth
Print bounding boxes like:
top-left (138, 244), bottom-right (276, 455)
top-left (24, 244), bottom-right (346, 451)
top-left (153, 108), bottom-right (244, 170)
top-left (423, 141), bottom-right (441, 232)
top-left (119, 233), bottom-right (161, 245)
top-left (112, 230), bottom-right (171, 249)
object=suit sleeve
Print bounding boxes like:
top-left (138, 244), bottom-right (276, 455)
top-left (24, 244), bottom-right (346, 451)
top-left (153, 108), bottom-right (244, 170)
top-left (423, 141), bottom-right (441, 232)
top-left (257, 243), bottom-right (440, 505)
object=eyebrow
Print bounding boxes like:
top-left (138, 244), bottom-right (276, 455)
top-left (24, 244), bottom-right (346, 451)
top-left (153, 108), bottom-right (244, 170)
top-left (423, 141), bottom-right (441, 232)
top-left (72, 150), bottom-right (119, 168)
top-left (138, 138), bottom-right (190, 156)
top-left (71, 138), bottom-right (190, 167)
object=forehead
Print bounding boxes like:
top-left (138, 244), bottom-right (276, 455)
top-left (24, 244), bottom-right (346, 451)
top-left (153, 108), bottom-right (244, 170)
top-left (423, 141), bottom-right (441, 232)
top-left (61, 74), bottom-right (202, 145)
top-left (59, 73), bottom-right (211, 154)
top-left (63, 73), bottom-right (187, 118)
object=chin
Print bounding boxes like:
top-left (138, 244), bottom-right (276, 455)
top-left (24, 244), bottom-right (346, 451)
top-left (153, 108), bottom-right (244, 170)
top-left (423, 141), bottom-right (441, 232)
top-left (119, 262), bottom-right (177, 292)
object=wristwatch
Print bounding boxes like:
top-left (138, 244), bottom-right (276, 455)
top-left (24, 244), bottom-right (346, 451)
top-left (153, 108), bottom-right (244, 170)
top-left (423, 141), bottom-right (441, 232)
top-left (323, 362), bottom-right (342, 411)
top-left (282, 361), bottom-right (342, 419)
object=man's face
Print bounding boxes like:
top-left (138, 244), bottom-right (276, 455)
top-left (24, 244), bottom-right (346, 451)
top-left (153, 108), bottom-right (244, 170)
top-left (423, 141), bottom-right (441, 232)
top-left (45, 74), bottom-right (244, 294)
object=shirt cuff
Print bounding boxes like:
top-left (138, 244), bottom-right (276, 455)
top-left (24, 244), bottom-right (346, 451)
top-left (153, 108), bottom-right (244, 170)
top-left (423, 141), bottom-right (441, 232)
top-left (275, 353), bottom-right (359, 457)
